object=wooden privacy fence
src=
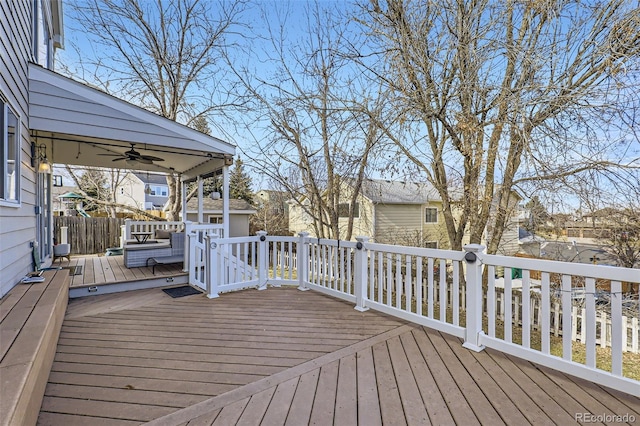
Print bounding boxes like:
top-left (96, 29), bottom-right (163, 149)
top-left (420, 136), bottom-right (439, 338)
top-left (54, 217), bottom-right (125, 255)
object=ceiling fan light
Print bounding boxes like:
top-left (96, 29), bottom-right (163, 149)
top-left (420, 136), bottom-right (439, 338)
top-left (126, 158), bottom-right (138, 166)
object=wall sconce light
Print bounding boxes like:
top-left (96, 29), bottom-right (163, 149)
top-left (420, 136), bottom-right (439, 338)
top-left (31, 142), bottom-right (52, 174)
top-left (210, 191), bottom-right (221, 200)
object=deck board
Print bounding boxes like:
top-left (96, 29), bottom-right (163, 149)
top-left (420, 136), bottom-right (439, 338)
top-left (37, 287), bottom-right (640, 425)
top-left (57, 254), bottom-right (186, 289)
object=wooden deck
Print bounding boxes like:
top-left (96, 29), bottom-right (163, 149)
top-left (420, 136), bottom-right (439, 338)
top-left (38, 288), bottom-right (639, 425)
top-left (55, 254), bottom-right (187, 297)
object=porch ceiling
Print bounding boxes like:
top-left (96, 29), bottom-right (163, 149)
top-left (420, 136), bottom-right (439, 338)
top-left (28, 63), bottom-right (235, 179)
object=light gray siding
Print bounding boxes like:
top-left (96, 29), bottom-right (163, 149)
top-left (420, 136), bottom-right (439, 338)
top-left (0, 1), bottom-right (39, 297)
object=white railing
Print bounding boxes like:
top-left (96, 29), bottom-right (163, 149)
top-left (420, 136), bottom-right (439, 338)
top-left (123, 219), bottom-right (184, 240)
top-left (185, 223), bottom-right (224, 290)
top-left (191, 231), bottom-right (639, 395)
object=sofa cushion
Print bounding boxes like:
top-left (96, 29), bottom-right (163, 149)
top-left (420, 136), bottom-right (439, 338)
top-left (155, 229), bottom-right (174, 239)
top-left (170, 232), bottom-right (185, 257)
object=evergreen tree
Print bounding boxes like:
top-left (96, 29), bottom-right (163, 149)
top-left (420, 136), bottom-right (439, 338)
top-left (229, 157), bottom-right (253, 204)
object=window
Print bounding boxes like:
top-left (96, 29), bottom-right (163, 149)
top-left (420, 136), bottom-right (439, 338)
top-left (150, 185), bottom-right (168, 196)
top-left (425, 207), bottom-right (438, 223)
top-left (338, 203), bottom-right (359, 218)
top-left (425, 241), bottom-right (438, 249)
top-left (1, 100), bottom-right (20, 204)
top-left (208, 216), bottom-right (222, 224)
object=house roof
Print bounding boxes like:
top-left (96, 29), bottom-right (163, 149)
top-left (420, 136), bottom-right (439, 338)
top-left (186, 198), bottom-right (256, 214)
top-left (132, 172), bottom-right (170, 185)
top-left (28, 64), bottom-right (235, 180)
top-left (359, 179), bottom-right (441, 204)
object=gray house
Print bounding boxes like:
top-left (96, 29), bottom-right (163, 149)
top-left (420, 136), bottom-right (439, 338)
top-left (115, 171), bottom-right (171, 211)
top-left (0, 0), bottom-right (236, 297)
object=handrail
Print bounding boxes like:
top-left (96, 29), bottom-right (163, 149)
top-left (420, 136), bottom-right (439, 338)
top-left (195, 231), bottom-right (639, 395)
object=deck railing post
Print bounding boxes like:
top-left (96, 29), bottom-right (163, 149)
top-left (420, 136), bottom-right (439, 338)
top-left (297, 232), bottom-right (310, 291)
top-left (354, 236), bottom-right (370, 312)
top-left (463, 244), bottom-right (485, 352)
top-left (124, 219), bottom-right (132, 241)
top-left (205, 233), bottom-right (220, 298)
top-left (183, 221), bottom-right (192, 272)
top-left (257, 231), bottom-right (268, 290)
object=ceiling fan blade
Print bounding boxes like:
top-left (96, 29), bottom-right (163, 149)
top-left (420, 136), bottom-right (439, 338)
top-left (140, 155), bottom-right (165, 162)
top-left (112, 157), bottom-right (126, 162)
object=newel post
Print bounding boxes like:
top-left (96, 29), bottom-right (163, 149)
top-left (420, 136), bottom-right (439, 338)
top-left (354, 236), bottom-right (370, 312)
top-left (205, 233), bottom-right (220, 299)
top-left (297, 232), bottom-right (310, 291)
top-left (257, 231), bottom-right (268, 290)
top-left (463, 244), bottom-right (485, 352)
top-left (124, 219), bottom-right (132, 241)
top-left (183, 221), bottom-right (192, 272)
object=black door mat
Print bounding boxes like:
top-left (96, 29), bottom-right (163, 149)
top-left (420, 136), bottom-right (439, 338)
top-left (162, 285), bottom-right (203, 298)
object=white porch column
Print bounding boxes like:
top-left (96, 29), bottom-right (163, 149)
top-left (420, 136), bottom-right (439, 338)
top-left (197, 176), bottom-right (204, 224)
top-left (180, 179), bottom-right (187, 222)
top-left (222, 165), bottom-right (230, 238)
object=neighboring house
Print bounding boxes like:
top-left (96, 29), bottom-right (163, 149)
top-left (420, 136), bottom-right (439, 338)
top-left (289, 178), bottom-right (524, 253)
top-left (116, 172), bottom-right (170, 211)
top-left (0, 0), bottom-right (236, 297)
top-left (485, 189), bottom-right (524, 256)
top-left (289, 179), bottom-right (447, 248)
top-left (184, 198), bottom-right (256, 237)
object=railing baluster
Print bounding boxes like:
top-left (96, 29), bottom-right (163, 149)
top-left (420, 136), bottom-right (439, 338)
top-left (416, 257), bottom-right (423, 316)
top-left (561, 274), bottom-right (572, 361)
top-left (488, 265), bottom-right (496, 338)
top-left (522, 270), bottom-right (531, 348)
top-left (541, 272), bottom-right (550, 354)
top-left (453, 261), bottom-right (459, 326)
top-left (428, 258), bottom-right (434, 318)
top-left (585, 277), bottom-right (596, 368)
top-left (611, 280), bottom-right (623, 375)
top-left (395, 254), bottom-right (402, 309)
top-left (377, 251), bottom-right (383, 303)
top-left (504, 269), bottom-right (512, 343)
top-left (405, 255), bottom-right (412, 312)
top-left (439, 259), bottom-right (446, 323)
top-left (386, 253), bottom-right (392, 307)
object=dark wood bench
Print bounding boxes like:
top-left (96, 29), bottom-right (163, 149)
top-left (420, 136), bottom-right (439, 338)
top-left (146, 255), bottom-right (184, 274)
top-left (0, 268), bottom-right (70, 426)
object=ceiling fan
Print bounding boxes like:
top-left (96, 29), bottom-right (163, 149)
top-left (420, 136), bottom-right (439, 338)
top-left (98, 143), bottom-right (165, 165)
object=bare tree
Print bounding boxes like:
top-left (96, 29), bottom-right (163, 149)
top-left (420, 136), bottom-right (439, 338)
top-left (233, 1), bottom-right (384, 239)
top-left (356, 0), bottom-right (640, 253)
top-left (66, 0), bottom-right (247, 220)
top-left (64, 166), bottom-right (160, 219)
